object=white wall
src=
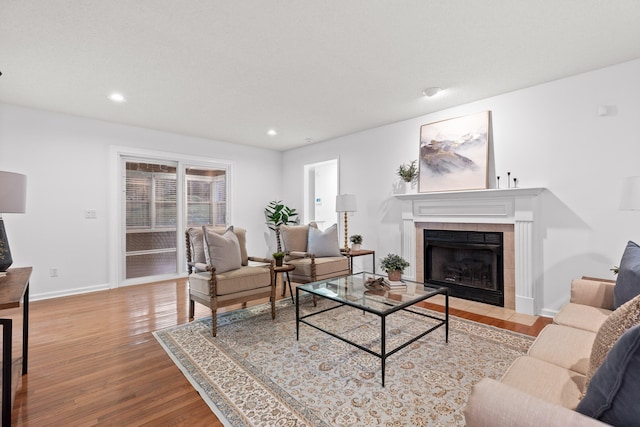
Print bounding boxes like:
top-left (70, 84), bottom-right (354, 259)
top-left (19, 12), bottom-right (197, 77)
top-left (282, 59), bottom-right (640, 316)
top-left (2, 59), bottom-right (639, 311)
top-left (0, 104), bottom-right (282, 299)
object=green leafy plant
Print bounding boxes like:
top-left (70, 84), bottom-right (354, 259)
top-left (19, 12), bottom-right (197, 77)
top-left (265, 200), bottom-right (299, 252)
top-left (272, 252), bottom-right (286, 260)
top-left (397, 160), bottom-right (418, 183)
top-left (380, 253), bottom-right (410, 273)
top-left (349, 234), bottom-right (363, 245)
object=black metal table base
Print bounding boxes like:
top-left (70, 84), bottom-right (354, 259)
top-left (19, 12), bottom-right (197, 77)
top-left (296, 287), bottom-right (449, 387)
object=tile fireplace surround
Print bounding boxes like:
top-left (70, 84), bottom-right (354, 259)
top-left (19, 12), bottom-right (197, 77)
top-left (395, 188), bottom-right (546, 315)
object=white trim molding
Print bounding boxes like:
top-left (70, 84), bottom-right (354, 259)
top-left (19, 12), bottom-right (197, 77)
top-left (395, 188), bottom-right (546, 315)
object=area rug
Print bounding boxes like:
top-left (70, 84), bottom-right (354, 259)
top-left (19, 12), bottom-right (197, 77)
top-left (154, 298), bottom-right (533, 426)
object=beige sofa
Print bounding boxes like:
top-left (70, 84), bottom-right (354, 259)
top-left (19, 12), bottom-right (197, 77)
top-left (464, 277), bottom-right (617, 427)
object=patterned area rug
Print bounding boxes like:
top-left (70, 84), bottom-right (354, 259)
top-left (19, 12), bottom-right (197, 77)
top-left (154, 298), bottom-right (533, 426)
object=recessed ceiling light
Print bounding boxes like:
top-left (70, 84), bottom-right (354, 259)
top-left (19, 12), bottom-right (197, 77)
top-left (267, 129), bottom-right (277, 136)
top-left (421, 87), bottom-right (442, 97)
top-left (108, 92), bottom-right (126, 103)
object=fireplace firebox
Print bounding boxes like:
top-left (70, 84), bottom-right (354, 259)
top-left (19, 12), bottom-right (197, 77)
top-left (424, 229), bottom-right (504, 307)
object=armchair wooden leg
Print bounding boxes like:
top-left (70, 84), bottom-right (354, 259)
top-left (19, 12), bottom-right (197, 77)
top-left (270, 286), bottom-right (276, 320)
top-left (211, 299), bottom-right (218, 337)
top-left (189, 299), bottom-right (195, 320)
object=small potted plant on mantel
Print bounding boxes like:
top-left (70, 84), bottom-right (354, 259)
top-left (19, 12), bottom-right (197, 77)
top-left (380, 253), bottom-right (410, 282)
top-left (349, 234), bottom-right (363, 251)
top-left (397, 160), bottom-right (418, 192)
top-left (272, 251), bottom-right (286, 267)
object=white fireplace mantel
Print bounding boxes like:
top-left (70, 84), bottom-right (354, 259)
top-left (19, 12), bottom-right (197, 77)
top-left (395, 187), bottom-right (546, 315)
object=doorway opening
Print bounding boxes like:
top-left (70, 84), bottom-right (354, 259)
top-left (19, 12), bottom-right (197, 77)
top-left (303, 159), bottom-right (338, 230)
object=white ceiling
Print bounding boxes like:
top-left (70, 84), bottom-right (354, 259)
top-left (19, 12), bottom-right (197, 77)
top-left (1, 1), bottom-right (639, 151)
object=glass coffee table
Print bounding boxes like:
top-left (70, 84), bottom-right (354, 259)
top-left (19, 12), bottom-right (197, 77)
top-left (296, 272), bottom-right (448, 386)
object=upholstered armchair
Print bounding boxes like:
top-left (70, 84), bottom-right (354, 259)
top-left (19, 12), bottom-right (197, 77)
top-left (186, 226), bottom-right (276, 336)
top-left (278, 223), bottom-right (350, 285)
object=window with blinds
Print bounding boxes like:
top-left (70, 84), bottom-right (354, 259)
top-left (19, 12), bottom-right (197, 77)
top-left (125, 175), bottom-right (151, 228)
top-left (125, 163), bottom-right (178, 279)
top-left (123, 161), bottom-right (228, 281)
top-left (155, 177), bottom-right (177, 228)
top-left (186, 168), bottom-right (226, 227)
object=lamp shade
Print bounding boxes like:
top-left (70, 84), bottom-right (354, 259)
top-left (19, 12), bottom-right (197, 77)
top-left (336, 194), bottom-right (357, 212)
top-left (620, 176), bottom-right (640, 211)
top-left (0, 171), bottom-right (27, 214)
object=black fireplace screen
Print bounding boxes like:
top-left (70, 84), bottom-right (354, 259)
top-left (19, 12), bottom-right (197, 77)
top-left (425, 230), bottom-right (504, 306)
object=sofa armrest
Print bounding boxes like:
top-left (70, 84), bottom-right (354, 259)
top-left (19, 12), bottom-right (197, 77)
top-left (570, 278), bottom-right (615, 309)
top-left (464, 378), bottom-right (609, 427)
top-left (288, 251), bottom-right (315, 259)
top-left (189, 262), bottom-right (212, 273)
top-left (248, 256), bottom-right (273, 266)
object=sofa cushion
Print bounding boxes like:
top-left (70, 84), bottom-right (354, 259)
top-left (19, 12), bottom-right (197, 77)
top-left (527, 324), bottom-right (596, 375)
top-left (280, 224), bottom-right (309, 253)
top-left (585, 293), bottom-right (640, 390)
top-left (189, 265), bottom-right (271, 296)
top-left (187, 226), bottom-right (248, 266)
top-left (307, 223), bottom-right (341, 257)
top-left (576, 324), bottom-right (640, 425)
top-left (203, 226), bottom-right (242, 273)
top-left (614, 240), bottom-right (640, 309)
top-left (287, 256), bottom-right (350, 282)
top-left (501, 356), bottom-right (585, 409)
top-left (227, 226), bottom-right (248, 266)
top-left (206, 226), bottom-right (249, 266)
top-left (569, 278), bottom-right (615, 310)
top-left (464, 378), bottom-right (609, 427)
top-left (187, 227), bottom-right (207, 264)
top-left (553, 303), bottom-right (612, 333)
top-left (281, 223), bottom-right (318, 254)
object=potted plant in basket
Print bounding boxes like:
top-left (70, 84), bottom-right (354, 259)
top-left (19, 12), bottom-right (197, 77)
top-left (380, 253), bottom-right (410, 282)
top-left (272, 251), bottom-right (286, 267)
top-left (349, 234), bottom-right (363, 251)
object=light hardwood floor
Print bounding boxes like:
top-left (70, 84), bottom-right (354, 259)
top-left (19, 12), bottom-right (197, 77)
top-left (10, 279), bottom-right (551, 425)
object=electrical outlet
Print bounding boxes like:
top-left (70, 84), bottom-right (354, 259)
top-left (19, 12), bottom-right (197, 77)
top-left (50, 268), bottom-right (59, 277)
top-left (84, 209), bottom-right (97, 219)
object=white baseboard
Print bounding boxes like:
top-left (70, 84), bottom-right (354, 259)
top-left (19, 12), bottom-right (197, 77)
top-left (30, 283), bottom-right (110, 301)
top-left (539, 308), bottom-right (559, 318)
top-left (515, 295), bottom-right (535, 315)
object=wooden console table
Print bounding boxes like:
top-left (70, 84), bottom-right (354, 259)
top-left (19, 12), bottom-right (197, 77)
top-left (0, 267), bottom-right (31, 426)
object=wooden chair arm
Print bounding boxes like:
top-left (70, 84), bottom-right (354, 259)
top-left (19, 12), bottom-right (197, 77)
top-left (288, 251), bottom-right (315, 260)
top-left (248, 256), bottom-right (275, 269)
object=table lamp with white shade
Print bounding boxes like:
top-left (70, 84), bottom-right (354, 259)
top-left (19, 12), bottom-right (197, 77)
top-left (336, 194), bottom-right (357, 251)
top-left (0, 171), bottom-right (27, 272)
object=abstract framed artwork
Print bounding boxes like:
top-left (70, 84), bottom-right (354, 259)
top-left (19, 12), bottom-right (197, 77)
top-left (418, 111), bottom-right (491, 193)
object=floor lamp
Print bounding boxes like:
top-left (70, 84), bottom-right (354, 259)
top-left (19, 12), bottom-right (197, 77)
top-left (0, 171), bottom-right (27, 273)
top-left (336, 194), bottom-right (357, 251)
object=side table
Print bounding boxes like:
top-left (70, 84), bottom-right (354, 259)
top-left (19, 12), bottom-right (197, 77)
top-left (274, 264), bottom-right (296, 303)
top-left (0, 267), bottom-right (31, 427)
top-left (345, 249), bottom-right (376, 274)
